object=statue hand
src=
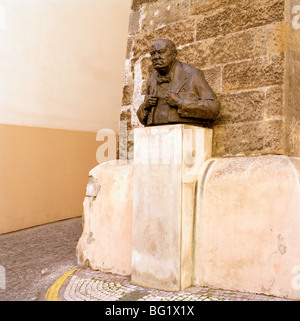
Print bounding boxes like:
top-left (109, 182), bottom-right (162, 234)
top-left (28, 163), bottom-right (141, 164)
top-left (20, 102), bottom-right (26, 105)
top-left (144, 95), bottom-right (158, 109)
top-left (165, 92), bottom-right (181, 107)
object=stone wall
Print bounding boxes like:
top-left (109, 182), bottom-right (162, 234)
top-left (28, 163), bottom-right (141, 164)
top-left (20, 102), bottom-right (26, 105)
top-left (284, 0), bottom-right (300, 158)
top-left (120, 0), bottom-right (300, 158)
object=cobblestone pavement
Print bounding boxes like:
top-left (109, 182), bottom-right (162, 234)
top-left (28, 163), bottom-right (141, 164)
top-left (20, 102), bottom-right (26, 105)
top-left (0, 218), bottom-right (292, 301)
top-left (0, 218), bottom-right (82, 301)
top-left (48, 269), bottom-right (288, 301)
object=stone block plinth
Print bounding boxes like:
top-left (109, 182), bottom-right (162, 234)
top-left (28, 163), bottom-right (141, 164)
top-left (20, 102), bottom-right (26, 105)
top-left (131, 124), bottom-right (212, 291)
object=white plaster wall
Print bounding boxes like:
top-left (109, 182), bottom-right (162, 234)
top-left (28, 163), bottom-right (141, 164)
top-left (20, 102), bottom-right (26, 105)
top-left (0, 0), bottom-right (131, 133)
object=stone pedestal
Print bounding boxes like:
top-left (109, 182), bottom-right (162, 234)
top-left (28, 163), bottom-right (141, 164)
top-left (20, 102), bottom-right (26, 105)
top-left (131, 124), bottom-right (212, 291)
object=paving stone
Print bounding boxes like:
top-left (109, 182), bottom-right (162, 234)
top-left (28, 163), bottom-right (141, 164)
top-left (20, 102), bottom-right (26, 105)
top-left (0, 218), bottom-right (292, 301)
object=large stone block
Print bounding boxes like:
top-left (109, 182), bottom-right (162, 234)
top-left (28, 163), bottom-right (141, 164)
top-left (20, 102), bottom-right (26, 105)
top-left (194, 155), bottom-right (300, 300)
top-left (215, 90), bottom-right (265, 125)
top-left (131, 125), bottom-right (212, 291)
top-left (76, 160), bottom-right (133, 276)
top-left (196, 0), bottom-right (284, 40)
top-left (222, 54), bottom-right (284, 92)
top-left (178, 28), bottom-right (267, 69)
top-left (212, 120), bottom-right (284, 157)
top-left (206, 27), bottom-right (267, 65)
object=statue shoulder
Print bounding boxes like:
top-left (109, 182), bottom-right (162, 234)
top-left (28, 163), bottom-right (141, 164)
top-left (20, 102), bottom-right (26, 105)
top-left (177, 61), bottom-right (204, 78)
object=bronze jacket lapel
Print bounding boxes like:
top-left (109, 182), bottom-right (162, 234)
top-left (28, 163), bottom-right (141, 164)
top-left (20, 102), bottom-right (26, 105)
top-left (170, 61), bottom-right (188, 94)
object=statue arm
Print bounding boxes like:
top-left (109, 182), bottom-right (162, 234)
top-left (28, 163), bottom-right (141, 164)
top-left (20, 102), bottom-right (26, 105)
top-left (137, 78), bottom-right (152, 126)
top-left (177, 70), bottom-right (220, 121)
top-left (137, 76), bottom-right (158, 125)
top-left (178, 98), bottom-right (220, 120)
top-left (137, 101), bottom-right (149, 126)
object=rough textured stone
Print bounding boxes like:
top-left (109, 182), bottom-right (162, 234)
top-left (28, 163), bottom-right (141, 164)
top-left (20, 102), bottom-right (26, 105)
top-left (202, 67), bottom-right (222, 94)
top-left (190, 0), bottom-right (243, 14)
top-left (263, 120), bottom-right (284, 153)
top-left (119, 109), bottom-right (134, 160)
top-left (120, 107), bottom-right (132, 124)
top-left (265, 86), bottom-right (283, 118)
top-left (122, 83), bottom-right (134, 106)
top-left (286, 118), bottom-right (300, 157)
top-left (212, 120), bottom-right (284, 157)
top-left (141, 0), bottom-right (190, 32)
top-left (177, 44), bottom-right (199, 67)
top-left (133, 18), bottom-right (195, 59)
top-left (178, 28), bottom-right (267, 69)
top-left (223, 54), bottom-right (284, 92)
top-left (128, 10), bottom-right (141, 36)
top-left (85, 176), bottom-right (100, 198)
top-left (213, 122), bottom-right (264, 156)
top-left (140, 57), bottom-right (154, 84)
top-left (268, 21), bottom-right (286, 54)
top-left (202, 28), bottom-right (267, 66)
top-left (284, 3), bottom-right (300, 157)
top-left (131, 0), bottom-right (159, 11)
top-left (196, 0), bottom-right (284, 41)
top-left (215, 91), bottom-right (265, 125)
top-left (126, 37), bottom-right (134, 59)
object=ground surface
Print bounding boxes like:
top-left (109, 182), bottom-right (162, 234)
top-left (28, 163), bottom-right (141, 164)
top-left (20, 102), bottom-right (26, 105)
top-left (0, 217), bottom-right (291, 301)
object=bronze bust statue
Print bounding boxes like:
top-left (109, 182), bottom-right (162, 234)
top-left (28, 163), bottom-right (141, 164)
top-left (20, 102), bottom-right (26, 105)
top-left (137, 39), bottom-right (220, 127)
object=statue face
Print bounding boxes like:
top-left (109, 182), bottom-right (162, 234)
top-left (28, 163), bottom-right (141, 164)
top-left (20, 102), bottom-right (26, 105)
top-left (150, 40), bottom-right (176, 71)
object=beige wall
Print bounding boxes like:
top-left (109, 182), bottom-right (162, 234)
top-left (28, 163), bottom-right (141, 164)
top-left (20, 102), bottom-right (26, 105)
top-left (0, 0), bottom-right (131, 234)
top-left (0, 124), bottom-right (100, 234)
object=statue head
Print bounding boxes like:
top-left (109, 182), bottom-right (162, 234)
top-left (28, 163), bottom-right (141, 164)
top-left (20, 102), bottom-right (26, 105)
top-left (149, 39), bottom-right (177, 73)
